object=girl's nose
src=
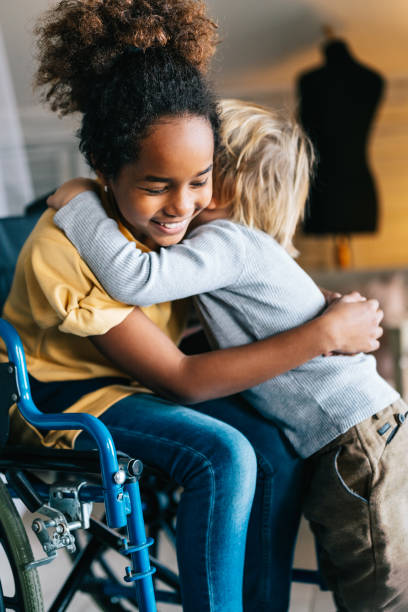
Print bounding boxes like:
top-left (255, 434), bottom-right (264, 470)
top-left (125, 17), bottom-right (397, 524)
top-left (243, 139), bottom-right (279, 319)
top-left (164, 192), bottom-right (195, 218)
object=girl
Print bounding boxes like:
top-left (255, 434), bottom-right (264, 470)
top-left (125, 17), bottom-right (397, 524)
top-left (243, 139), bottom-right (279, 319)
top-left (1, 3), bottom-right (382, 611)
top-left (50, 100), bottom-right (404, 612)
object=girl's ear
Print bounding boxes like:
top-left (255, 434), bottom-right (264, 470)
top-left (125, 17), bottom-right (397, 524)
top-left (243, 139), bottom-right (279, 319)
top-left (96, 170), bottom-right (109, 192)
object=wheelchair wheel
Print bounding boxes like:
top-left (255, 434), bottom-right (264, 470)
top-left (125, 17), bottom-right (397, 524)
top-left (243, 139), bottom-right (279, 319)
top-left (0, 480), bottom-right (44, 611)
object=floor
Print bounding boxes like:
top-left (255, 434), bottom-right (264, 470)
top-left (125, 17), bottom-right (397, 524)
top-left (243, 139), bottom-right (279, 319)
top-left (1, 496), bottom-right (336, 612)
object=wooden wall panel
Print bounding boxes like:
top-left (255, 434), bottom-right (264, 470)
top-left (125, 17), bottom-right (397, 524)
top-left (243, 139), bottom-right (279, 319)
top-left (295, 79), bottom-right (408, 272)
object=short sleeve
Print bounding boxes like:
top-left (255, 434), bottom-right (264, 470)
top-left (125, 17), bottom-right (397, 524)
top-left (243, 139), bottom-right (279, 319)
top-left (28, 229), bottom-right (134, 337)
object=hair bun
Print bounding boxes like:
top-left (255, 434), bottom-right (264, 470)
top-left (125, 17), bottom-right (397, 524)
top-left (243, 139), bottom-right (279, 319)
top-left (34, 0), bottom-right (218, 114)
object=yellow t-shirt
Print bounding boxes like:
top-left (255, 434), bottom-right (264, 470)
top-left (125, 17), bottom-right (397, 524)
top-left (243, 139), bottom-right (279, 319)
top-left (0, 208), bottom-right (187, 449)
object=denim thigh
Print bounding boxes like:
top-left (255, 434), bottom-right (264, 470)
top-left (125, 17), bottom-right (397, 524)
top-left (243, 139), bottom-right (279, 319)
top-left (194, 395), bottom-right (309, 612)
top-left (76, 393), bottom-right (257, 612)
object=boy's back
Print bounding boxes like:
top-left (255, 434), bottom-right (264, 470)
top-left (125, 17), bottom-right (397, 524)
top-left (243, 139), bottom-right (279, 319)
top-left (191, 221), bottom-right (397, 457)
top-left (54, 194), bottom-right (398, 457)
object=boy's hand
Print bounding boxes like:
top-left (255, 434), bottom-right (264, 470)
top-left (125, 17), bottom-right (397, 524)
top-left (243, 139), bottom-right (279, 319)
top-left (321, 291), bottom-right (384, 356)
top-left (47, 178), bottom-right (99, 210)
top-left (321, 290), bottom-right (370, 355)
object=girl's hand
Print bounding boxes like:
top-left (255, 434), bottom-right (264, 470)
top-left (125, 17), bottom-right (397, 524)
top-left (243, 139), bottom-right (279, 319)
top-left (319, 286), bottom-right (342, 305)
top-left (47, 178), bottom-right (99, 210)
top-left (320, 291), bottom-right (383, 355)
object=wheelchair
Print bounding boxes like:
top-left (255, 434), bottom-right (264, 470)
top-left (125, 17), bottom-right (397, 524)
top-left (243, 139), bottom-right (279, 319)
top-left (0, 200), bottom-right (325, 611)
top-left (0, 200), bottom-right (181, 610)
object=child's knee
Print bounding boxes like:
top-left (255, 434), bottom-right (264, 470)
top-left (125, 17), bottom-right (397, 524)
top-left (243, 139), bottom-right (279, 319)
top-left (209, 425), bottom-right (257, 494)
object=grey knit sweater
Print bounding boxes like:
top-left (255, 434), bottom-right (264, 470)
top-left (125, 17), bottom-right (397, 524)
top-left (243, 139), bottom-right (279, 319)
top-left (54, 192), bottom-right (398, 457)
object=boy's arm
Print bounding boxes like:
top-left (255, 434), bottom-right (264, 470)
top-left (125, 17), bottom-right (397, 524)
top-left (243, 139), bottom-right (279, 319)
top-left (54, 192), bottom-right (245, 306)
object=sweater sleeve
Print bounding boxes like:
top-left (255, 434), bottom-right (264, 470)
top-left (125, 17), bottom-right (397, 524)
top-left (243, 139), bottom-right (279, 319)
top-left (54, 192), bottom-right (246, 306)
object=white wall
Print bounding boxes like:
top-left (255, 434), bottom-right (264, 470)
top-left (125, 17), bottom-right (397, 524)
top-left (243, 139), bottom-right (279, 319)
top-left (0, 1), bottom-right (87, 203)
top-left (0, 25), bottom-right (33, 215)
top-left (2, 0), bottom-right (408, 106)
top-left (0, 0), bottom-right (49, 109)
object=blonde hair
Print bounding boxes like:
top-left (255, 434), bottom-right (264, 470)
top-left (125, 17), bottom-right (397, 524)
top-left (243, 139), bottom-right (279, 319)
top-left (214, 99), bottom-right (314, 256)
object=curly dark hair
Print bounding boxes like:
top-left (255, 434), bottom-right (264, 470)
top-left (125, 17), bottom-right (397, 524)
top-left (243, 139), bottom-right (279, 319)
top-left (33, 0), bottom-right (220, 178)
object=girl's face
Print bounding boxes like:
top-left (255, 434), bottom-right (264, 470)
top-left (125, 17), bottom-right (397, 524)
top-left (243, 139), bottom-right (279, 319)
top-left (107, 115), bottom-right (214, 249)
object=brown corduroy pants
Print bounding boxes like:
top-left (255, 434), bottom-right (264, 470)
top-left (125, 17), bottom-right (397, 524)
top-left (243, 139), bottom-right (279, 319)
top-left (304, 399), bottom-right (408, 612)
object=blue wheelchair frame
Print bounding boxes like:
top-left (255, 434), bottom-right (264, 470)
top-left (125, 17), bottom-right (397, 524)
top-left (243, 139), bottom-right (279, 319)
top-left (0, 317), bottom-right (158, 611)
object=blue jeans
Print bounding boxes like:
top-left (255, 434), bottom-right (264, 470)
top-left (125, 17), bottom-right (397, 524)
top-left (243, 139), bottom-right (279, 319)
top-left (76, 393), bottom-right (307, 612)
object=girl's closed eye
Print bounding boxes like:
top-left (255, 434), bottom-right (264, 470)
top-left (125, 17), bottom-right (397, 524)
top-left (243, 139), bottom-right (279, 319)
top-left (191, 178), bottom-right (208, 188)
top-left (140, 185), bottom-right (169, 195)
top-left (140, 178), bottom-right (208, 195)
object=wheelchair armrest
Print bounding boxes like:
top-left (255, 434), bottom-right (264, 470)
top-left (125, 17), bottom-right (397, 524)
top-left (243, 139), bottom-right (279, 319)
top-left (0, 318), bottom-right (111, 450)
top-left (0, 318), bottom-right (128, 527)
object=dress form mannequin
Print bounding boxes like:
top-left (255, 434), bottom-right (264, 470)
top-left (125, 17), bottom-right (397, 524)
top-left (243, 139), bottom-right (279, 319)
top-left (297, 35), bottom-right (384, 265)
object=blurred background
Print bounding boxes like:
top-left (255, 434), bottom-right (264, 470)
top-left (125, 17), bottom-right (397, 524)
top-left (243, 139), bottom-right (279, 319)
top-left (1, 0), bottom-right (408, 269)
top-left (1, 2), bottom-right (408, 610)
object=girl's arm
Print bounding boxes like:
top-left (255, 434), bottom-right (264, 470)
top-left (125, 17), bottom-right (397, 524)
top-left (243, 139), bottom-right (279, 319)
top-left (91, 296), bottom-right (383, 405)
top-left (53, 191), bottom-right (244, 305)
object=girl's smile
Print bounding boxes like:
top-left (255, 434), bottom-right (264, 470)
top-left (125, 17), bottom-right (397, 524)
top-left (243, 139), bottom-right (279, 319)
top-left (150, 217), bottom-right (193, 234)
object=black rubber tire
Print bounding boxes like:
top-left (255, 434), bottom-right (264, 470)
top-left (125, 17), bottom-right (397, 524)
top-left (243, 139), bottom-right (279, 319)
top-left (0, 480), bottom-right (44, 611)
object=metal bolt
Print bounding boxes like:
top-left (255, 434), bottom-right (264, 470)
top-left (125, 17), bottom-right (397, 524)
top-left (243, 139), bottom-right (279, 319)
top-left (54, 490), bottom-right (63, 499)
top-left (56, 523), bottom-right (65, 535)
top-left (125, 566), bottom-right (132, 577)
top-left (8, 365), bottom-right (13, 374)
top-left (10, 393), bottom-right (18, 402)
top-left (128, 459), bottom-right (143, 478)
top-left (113, 468), bottom-right (126, 485)
top-left (67, 521), bottom-right (81, 531)
top-left (32, 520), bottom-right (41, 533)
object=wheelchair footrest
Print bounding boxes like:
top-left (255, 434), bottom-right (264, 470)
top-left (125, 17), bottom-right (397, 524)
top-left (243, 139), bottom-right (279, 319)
top-left (120, 536), bottom-right (154, 556)
top-left (124, 566), bottom-right (156, 583)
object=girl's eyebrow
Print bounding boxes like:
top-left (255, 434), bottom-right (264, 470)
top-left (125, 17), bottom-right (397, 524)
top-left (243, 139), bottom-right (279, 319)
top-left (195, 164), bottom-right (213, 177)
top-left (143, 164), bottom-right (213, 183)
